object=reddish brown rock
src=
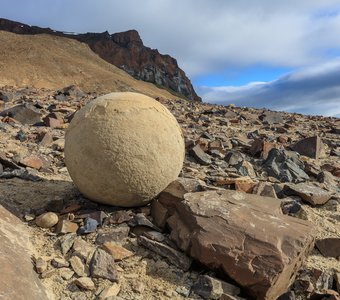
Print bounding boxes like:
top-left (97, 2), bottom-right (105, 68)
top-left (0, 205), bottom-right (49, 299)
top-left (55, 219), bottom-right (78, 234)
top-left (166, 190), bottom-right (315, 300)
top-left (151, 178), bottom-right (203, 228)
top-left (253, 182), bottom-right (277, 198)
top-left (19, 155), bottom-right (44, 170)
top-left (315, 238), bottom-right (340, 258)
top-left (235, 181), bottom-right (256, 193)
top-left (249, 139), bottom-right (277, 159)
top-left (291, 136), bottom-right (325, 159)
top-left (43, 116), bottom-right (63, 128)
top-left (101, 242), bottom-right (134, 261)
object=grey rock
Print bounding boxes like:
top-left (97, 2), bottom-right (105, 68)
top-left (264, 149), bottom-right (309, 182)
top-left (291, 136), bottom-right (325, 159)
top-left (96, 224), bottom-right (130, 245)
top-left (90, 248), bottom-right (118, 282)
top-left (284, 183), bottom-right (332, 205)
top-left (78, 217), bottom-right (98, 234)
top-left (58, 233), bottom-right (77, 255)
top-left (192, 275), bottom-right (240, 300)
top-left (137, 235), bottom-right (192, 271)
top-left (0, 103), bottom-right (42, 124)
top-left (189, 144), bottom-right (212, 165)
top-left (259, 111), bottom-right (284, 124)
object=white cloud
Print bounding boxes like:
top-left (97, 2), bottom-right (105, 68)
top-left (196, 59), bottom-right (340, 117)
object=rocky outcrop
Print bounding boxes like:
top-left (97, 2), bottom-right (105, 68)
top-left (0, 205), bottom-right (50, 300)
top-left (165, 190), bottom-right (315, 300)
top-left (0, 18), bottom-right (201, 101)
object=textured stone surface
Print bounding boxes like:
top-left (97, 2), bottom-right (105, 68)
top-left (0, 103), bottom-right (42, 124)
top-left (0, 205), bottom-right (50, 300)
top-left (151, 178), bottom-right (204, 228)
top-left (138, 235), bottom-right (192, 271)
top-left (264, 148), bottom-right (309, 182)
top-left (284, 183), bottom-right (332, 205)
top-left (292, 136), bottom-right (325, 159)
top-left (189, 144), bottom-right (212, 165)
top-left (166, 190), bottom-right (315, 300)
top-left (315, 238), bottom-right (340, 258)
top-left (65, 92), bottom-right (184, 207)
top-left (90, 248), bottom-right (118, 282)
top-left (192, 275), bottom-right (240, 300)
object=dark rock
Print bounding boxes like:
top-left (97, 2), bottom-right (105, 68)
top-left (253, 182), bottom-right (277, 198)
top-left (166, 190), bottom-right (315, 300)
top-left (189, 144), bottom-right (212, 165)
top-left (128, 213), bottom-right (160, 231)
top-left (137, 235), bottom-right (192, 271)
top-left (315, 238), bottom-right (340, 258)
top-left (0, 168), bottom-right (42, 181)
top-left (249, 139), bottom-right (277, 159)
top-left (291, 136), bottom-right (325, 159)
top-left (277, 291), bottom-right (296, 300)
top-left (309, 290), bottom-right (340, 300)
top-left (108, 210), bottom-right (133, 224)
top-left (0, 103), bottom-right (42, 124)
top-left (191, 275), bottom-right (240, 300)
top-left (264, 148), bottom-right (309, 182)
top-left (284, 183), bottom-right (332, 205)
top-left (96, 224), bottom-right (130, 244)
top-left (90, 248), bottom-right (118, 282)
top-left (225, 151), bottom-right (244, 166)
top-left (280, 198), bottom-right (302, 215)
top-left (78, 217), bottom-right (98, 234)
top-left (0, 151), bottom-right (20, 169)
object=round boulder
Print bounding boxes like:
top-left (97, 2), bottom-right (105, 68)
top-left (65, 92), bottom-right (184, 207)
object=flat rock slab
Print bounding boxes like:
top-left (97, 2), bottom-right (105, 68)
top-left (292, 136), bottom-right (325, 160)
top-left (166, 190), bottom-right (315, 300)
top-left (315, 238), bottom-right (340, 258)
top-left (0, 205), bottom-right (50, 300)
top-left (284, 183), bottom-right (332, 205)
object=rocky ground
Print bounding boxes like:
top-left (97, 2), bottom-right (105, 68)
top-left (0, 85), bottom-right (339, 300)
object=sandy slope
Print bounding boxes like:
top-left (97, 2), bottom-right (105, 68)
top-left (0, 31), bottom-right (176, 99)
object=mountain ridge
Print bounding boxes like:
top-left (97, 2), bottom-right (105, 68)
top-left (0, 18), bottom-right (201, 101)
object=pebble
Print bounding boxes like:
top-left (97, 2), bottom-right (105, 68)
top-left (35, 212), bottom-right (59, 228)
top-left (74, 277), bottom-right (95, 290)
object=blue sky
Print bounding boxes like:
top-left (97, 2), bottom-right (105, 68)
top-left (1, 0), bottom-right (340, 116)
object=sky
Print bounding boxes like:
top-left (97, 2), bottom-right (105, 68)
top-left (2, 0), bottom-right (340, 117)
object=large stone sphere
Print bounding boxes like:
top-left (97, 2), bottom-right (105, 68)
top-left (64, 92), bottom-right (184, 207)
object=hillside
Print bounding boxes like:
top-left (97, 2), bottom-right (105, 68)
top-left (0, 30), bottom-right (178, 99)
top-left (0, 85), bottom-right (339, 299)
top-left (0, 18), bottom-right (201, 101)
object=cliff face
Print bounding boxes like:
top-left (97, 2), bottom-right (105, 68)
top-left (0, 18), bottom-right (201, 101)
